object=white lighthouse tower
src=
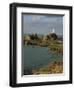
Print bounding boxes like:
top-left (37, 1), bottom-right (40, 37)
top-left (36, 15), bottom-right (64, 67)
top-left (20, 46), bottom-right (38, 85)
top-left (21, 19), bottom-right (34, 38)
top-left (52, 28), bottom-right (55, 33)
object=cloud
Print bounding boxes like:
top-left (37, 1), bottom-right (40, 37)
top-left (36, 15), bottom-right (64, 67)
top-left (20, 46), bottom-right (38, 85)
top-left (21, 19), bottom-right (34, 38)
top-left (31, 15), bottom-right (63, 23)
top-left (32, 15), bottom-right (44, 22)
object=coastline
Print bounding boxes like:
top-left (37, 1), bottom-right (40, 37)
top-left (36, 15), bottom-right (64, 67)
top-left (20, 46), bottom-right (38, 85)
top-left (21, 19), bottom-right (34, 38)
top-left (23, 33), bottom-right (63, 75)
top-left (32, 61), bottom-right (63, 75)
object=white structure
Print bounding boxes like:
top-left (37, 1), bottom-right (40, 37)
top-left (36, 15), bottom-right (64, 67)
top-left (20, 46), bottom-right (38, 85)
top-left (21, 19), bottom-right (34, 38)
top-left (52, 28), bottom-right (55, 33)
top-left (49, 28), bottom-right (55, 33)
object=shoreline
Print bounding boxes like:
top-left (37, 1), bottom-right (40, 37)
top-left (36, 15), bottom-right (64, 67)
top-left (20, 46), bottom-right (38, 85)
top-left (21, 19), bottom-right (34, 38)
top-left (32, 61), bottom-right (63, 75)
top-left (24, 45), bottom-right (63, 55)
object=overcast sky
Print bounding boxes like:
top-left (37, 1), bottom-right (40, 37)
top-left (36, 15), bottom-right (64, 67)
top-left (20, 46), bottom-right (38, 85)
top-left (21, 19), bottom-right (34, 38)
top-left (22, 14), bottom-right (63, 36)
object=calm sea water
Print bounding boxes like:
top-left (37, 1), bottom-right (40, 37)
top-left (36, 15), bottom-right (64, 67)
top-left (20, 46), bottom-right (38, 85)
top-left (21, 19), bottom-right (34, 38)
top-left (22, 46), bottom-right (63, 75)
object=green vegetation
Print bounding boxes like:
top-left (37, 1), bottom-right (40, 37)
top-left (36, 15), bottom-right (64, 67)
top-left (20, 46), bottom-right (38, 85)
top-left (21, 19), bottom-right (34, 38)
top-left (24, 32), bottom-right (63, 54)
top-left (46, 33), bottom-right (58, 40)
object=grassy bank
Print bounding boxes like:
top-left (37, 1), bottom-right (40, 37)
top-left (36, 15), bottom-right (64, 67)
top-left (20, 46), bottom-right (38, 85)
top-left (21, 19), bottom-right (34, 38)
top-left (32, 61), bottom-right (63, 74)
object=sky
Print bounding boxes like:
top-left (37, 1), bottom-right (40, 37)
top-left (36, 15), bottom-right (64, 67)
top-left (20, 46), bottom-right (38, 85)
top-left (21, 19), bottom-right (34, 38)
top-left (22, 14), bottom-right (63, 36)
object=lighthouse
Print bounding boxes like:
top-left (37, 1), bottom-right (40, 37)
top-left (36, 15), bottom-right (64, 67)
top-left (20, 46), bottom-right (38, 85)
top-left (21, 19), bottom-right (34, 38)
top-left (52, 28), bottom-right (55, 33)
top-left (47, 28), bottom-right (55, 35)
